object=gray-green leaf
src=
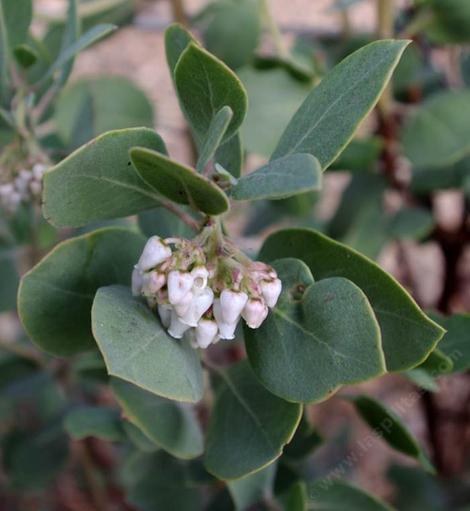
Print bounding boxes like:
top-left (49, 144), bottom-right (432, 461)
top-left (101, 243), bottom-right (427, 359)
top-left (43, 128), bottom-right (165, 227)
top-left (204, 360), bottom-right (302, 480)
top-left (91, 285), bottom-right (204, 403)
top-left (272, 39), bottom-right (409, 168)
top-left (18, 227), bottom-right (145, 356)
top-left (130, 147), bottom-right (229, 215)
top-left (402, 90), bottom-right (470, 169)
top-left (175, 42), bottom-right (247, 147)
top-left (259, 229), bottom-right (445, 371)
top-left (351, 395), bottom-right (434, 472)
top-left (245, 259), bottom-right (385, 403)
top-left (111, 378), bottom-right (203, 459)
top-left (231, 154), bottom-right (322, 201)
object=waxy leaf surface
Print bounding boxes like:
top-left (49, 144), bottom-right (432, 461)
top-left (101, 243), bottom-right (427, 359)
top-left (259, 229), bottom-right (444, 371)
top-left (92, 285), bottom-right (204, 403)
top-left (245, 259), bottom-right (384, 403)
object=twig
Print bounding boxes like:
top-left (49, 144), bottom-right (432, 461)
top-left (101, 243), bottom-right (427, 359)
top-left (158, 196), bottom-right (203, 232)
top-left (260, 0), bottom-right (288, 59)
top-left (0, 338), bottom-right (47, 367)
top-left (169, 0), bottom-right (188, 26)
top-left (377, 0), bottom-right (394, 115)
top-left (74, 442), bottom-right (109, 511)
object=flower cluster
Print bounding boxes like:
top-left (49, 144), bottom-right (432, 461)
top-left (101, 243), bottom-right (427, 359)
top-left (0, 163), bottom-right (47, 214)
top-left (132, 226), bottom-right (282, 349)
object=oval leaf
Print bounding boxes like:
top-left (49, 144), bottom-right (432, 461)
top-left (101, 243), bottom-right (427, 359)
top-left (91, 285), bottom-right (204, 403)
top-left (130, 147), bottom-right (229, 215)
top-left (245, 259), bottom-right (384, 403)
top-left (64, 406), bottom-right (125, 441)
top-left (204, 360), bottom-right (302, 480)
top-left (18, 227), bottom-right (145, 356)
top-left (174, 42), bottom-right (247, 146)
top-left (309, 480), bottom-right (394, 511)
top-left (111, 377), bottom-right (203, 459)
top-left (231, 154), bottom-right (322, 201)
top-left (55, 76), bottom-right (154, 149)
top-left (259, 229), bottom-right (445, 371)
top-left (272, 39), bottom-right (409, 168)
top-left (43, 128), bottom-right (166, 227)
top-left (401, 90), bottom-right (470, 169)
top-left (351, 395), bottom-right (434, 472)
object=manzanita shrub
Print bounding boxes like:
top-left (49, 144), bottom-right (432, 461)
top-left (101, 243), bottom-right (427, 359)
top-left (1, 0), bottom-right (470, 509)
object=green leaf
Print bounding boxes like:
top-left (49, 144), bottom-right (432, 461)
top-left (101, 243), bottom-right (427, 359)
top-left (231, 154), bottom-right (322, 201)
top-left (138, 207), bottom-right (194, 239)
top-left (0, 0), bottom-right (32, 98)
top-left (328, 174), bottom-right (387, 259)
top-left (64, 405), bottom-right (125, 441)
top-left (259, 229), bottom-right (445, 371)
top-left (130, 147), bottom-right (229, 215)
top-left (126, 452), bottom-right (203, 511)
top-left (43, 128), bottom-right (166, 227)
top-left (174, 42), bottom-right (248, 146)
top-left (196, 106), bottom-right (233, 172)
top-left (123, 421), bottom-right (159, 452)
top-left (329, 137), bottom-right (383, 172)
top-left (309, 480), bottom-right (394, 511)
top-left (430, 312), bottom-right (470, 372)
top-left (402, 90), bottom-right (470, 170)
top-left (92, 285), bottom-right (203, 402)
top-left (272, 40), bottom-right (409, 168)
top-left (165, 23), bottom-right (196, 76)
top-left (227, 464), bottom-right (276, 511)
top-left (215, 132), bottom-right (243, 178)
top-left (405, 368), bottom-right (439, 393)
top-left (55, 76), bottom-right (154, 149)
top-left (1, 0), bottom-right (32, 48)
top-left (41, 23), bottom-right (116, 84)
top-left (283, 414), bottom-right (323, 461)
top-left (13, 43), bottom-right (38, 68)
top-left (111, 378), bottom-right (203, 459)
top-left (238, 67), bottom-right (309, 157)
top-left (428, 0), bottom-right (470, 44)
top-left (388, 207), bottom-right (434, 241)
top-left (198, 0), bottom-right (261, 70)
top-left (18, 227), bottom-right (145, 356)
top-left (55, 0), bottom-right (80, 87)
top-left (0, 247), bottom-right (18, 312)
top-left (4, 424), bottom-right (69, 491)
top-left (245, 259), bottom-right (384, 403)
top-left (350, 395), bottom-right (434, 473)
top-left (204, 360), bottom-right (302, 480)
top-left (278, 481), bottom-right (308, 511)
top-left (418, 348), bottom-right (453, 374)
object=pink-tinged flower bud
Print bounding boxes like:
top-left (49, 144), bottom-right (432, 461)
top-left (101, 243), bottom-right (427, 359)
top-left (157, 304), bottom-right (172, 328)
top-left (142, 271), bottom-right (166, 295)
top-left (168, 311), bottom-right (190, 339)
top-left (131, 267), bottom-right (144, 296)
top-left (213, 299), bottom-right (238, 340)
top-left (138, 236), bottom-right (172, 272)
top-left (260, 278), bottom-right (282, 308)
top-left (242, 299), bottom-right (269, 329)
top-left (220, 290), bottom-right (248, 324)
top-left (174, 291), bottom-right (193, 317)
top-left (191, 266), bottom-right (209, 290)
top-left (179, 287), bottom-right (214, 327)
top-left (195, 319), bottom-right (218, 349)
top-left (167, 270), bottom-right (194, 305)
top-left (32, 163), bottom-right (46, 180)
